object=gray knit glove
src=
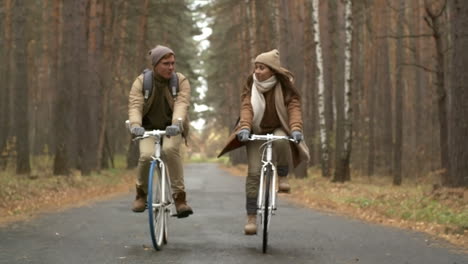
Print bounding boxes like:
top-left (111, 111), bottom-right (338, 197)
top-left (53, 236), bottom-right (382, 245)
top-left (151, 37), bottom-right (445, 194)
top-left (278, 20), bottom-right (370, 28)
top-left (165, 124), bottom-right (181, 136)
top-left (131, 126), bottom-right (145, 136)
top-left (291, 131), bottom-right (303, 143)
top-left (236, 129), bottom-right (250, 142)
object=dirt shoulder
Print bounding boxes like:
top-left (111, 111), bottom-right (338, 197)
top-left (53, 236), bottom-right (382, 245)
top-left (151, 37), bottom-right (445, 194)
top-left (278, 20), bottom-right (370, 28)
top-left (0, 169), bottom-right (134, 227)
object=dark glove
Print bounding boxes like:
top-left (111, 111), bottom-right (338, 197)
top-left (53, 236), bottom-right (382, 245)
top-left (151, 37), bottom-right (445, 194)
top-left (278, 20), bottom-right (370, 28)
top-left (131, 126), bottom-right (145, 136)
top-left (291, 130), bottom-right (303, 143)
top-left (236, 129), bottom-right (250, 142)
top-left (165, 124), bottom-right (181, 136)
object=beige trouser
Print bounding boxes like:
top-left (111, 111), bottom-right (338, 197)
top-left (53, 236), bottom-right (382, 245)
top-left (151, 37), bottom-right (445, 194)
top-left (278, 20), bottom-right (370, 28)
top-left (245, 128), bottom-right (291, 212)
top-left (136, 134), bottom-right (184, 194)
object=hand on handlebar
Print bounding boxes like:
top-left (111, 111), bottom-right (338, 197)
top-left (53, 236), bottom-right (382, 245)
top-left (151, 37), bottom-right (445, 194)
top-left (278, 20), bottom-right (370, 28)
top-left (165, 124), bottom-right (181, 136)
top-left (131, 126), bottom-right (145, 136)
top-left (236, 128), bottom-right (251, 142)
top-left (291, 131), bottom-right (303, 143)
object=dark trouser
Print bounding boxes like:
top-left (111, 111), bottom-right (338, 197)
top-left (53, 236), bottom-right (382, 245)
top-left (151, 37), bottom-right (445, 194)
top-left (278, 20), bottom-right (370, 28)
top-left (245, 128), bottom-right (291, 214)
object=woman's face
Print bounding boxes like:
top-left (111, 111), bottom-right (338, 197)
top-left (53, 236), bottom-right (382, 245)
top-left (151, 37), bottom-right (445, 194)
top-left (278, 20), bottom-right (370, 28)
top-left (254, 63), bottom-right (274, 82)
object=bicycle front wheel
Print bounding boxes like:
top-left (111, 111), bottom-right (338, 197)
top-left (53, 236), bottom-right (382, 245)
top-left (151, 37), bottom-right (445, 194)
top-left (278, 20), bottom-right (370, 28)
top-left (162, 165), bottom-right (172, 245)
top-left (147, 161), bottom-right (165, 250)
top-left (262, 165), bottom-right (273, 253)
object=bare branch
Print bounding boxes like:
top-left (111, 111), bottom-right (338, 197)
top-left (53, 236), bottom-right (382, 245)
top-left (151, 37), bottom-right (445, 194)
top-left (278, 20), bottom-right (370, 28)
top-left (424, 15), bottom-right (434, 30)
top-left (425, 0), bottom-right (447, 19)
top-left (376, 34), bottom-right (433, 39)
top-left (400, 63), bottom-right (436, 73)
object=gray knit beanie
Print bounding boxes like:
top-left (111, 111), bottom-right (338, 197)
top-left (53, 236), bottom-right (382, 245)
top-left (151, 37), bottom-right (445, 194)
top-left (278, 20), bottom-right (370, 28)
top-left (148, 45), bottom-right (174, 66)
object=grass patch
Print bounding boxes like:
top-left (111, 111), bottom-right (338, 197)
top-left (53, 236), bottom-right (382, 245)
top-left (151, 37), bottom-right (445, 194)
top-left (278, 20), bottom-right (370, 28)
top-left (288, 170), bottom-right (467, 248)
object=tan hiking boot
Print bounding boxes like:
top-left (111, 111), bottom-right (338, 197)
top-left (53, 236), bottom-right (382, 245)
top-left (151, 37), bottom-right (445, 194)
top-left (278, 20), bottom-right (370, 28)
top-left (278, 176), bottom-right (291, 193)
top-left (173, 192), bottom-right (193, 218)
top-left (132, 186), bottom-right (146, 212)
top-left (244, 214), bottom-right (257, 235)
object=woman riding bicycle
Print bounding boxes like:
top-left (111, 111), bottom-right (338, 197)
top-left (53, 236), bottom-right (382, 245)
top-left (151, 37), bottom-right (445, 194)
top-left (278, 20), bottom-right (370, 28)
top-left (218, 49), bottom-right (310, 235)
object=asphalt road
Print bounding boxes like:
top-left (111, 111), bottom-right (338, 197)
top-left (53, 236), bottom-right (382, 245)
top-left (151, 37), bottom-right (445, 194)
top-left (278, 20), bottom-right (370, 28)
top-left (0, 163), bottom-right (466, 264)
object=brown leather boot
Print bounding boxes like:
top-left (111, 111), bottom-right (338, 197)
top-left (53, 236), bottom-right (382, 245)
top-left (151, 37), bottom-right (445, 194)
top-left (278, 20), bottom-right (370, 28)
top-left (278, 176), bottom-right (291, 193)
top-left (244, 214), bottom-right (257, 235)
top-left (132, 186), bottom-right (146, 213)
top-left (172, 192), bottom-right (193, 218)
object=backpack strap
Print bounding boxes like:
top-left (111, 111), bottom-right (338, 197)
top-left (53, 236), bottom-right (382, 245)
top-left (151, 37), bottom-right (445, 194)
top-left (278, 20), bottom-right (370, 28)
top-left (142, 69), bottom-right (153, 101)
top-left (169, 72), bottom-right (179, 99)
top-left (142, 69), bottom-right (179, 102)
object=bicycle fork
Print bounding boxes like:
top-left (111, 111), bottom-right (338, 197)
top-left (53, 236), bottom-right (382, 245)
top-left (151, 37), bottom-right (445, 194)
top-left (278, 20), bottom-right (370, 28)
top-left (257, 144), bottom-right (278, 216)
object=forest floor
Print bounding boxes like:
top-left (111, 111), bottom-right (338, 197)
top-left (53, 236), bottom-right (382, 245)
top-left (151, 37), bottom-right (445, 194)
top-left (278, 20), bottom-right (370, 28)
top-left (222, 164), bottom-right (468, 251)
top-left (0, 168), bottom-right (134, 226)
top-left (0, 162), bottom-right (466, 251)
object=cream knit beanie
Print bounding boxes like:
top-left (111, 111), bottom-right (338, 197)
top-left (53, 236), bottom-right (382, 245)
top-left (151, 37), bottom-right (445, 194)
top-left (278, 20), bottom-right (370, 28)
top-left (255, 49), bottom-right (282, 73)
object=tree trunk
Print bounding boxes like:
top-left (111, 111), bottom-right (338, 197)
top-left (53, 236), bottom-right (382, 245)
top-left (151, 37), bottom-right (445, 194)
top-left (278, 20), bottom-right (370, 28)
top-left (326, 0), bottom-right (337, 135)
top-left (333, 0), bottom-right (352, 183)
top-left (76, 0), bottom-right (92, 175)
top-left (392, 0), bottom-right (405, 186)
top-left (380, 7), bottom-right (393, 176)
top-left (54, 0), bottom-right (80, 176)
top-left (126, 139), bottom-right (139, 169)
top-left (425, 0), bottom-right (450, 185)
top-left (367, 54), bottom-right (377, 178)
top-left (342, 0), bottom-right (353, 182)
top-left (0, 0), bottom-right (13, 170)
top-left (12, 0), bottom-right (31, 174)
top-left (245, 0), bottom-right (256, 60)
top-left (88, 0), bottom-right (104, 173)
top-left (448, 0), bottom-right (468, 187)
top-left (312, 0), bottom-right (330, 177)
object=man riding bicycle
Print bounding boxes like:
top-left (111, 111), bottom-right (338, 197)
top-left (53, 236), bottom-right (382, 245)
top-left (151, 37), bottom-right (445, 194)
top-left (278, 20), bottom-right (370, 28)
top-left (128, 45), bottom-right (193, 218)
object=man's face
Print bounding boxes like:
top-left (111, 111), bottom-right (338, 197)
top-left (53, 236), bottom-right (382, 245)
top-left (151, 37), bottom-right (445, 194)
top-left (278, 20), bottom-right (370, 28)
top-left (154, 54), bottom-right (175, 79)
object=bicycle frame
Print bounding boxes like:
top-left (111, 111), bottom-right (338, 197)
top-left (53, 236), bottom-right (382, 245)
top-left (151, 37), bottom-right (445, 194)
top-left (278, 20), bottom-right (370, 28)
top-left (146, 130), bottom-right (173, 212)
top-left (134, 129), bottom-right (174, 250)
top-left (249, 133), bottom-right (297, 253)
top-left (255, 137), bottom-right (278, 215)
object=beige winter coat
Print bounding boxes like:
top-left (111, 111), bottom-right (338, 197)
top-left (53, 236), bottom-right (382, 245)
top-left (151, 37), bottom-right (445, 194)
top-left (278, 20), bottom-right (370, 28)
top-left (128, 72), bottom-right (191, 138)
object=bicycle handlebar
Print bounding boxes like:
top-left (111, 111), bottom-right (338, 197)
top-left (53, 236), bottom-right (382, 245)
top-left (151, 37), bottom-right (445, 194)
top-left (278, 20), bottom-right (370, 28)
top-left (248, 134), bottom-right (298, 144)
top-left (132, 130), bottom-right (167, 141)
top-left (125, 119), bottom-right (182, 141)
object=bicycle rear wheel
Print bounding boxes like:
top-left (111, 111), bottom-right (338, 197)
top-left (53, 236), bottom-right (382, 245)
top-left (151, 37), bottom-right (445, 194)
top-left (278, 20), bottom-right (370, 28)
top-left (262, 165), bottom-right (273, 253)
top-left (148, 161), bottom-right (165, 250)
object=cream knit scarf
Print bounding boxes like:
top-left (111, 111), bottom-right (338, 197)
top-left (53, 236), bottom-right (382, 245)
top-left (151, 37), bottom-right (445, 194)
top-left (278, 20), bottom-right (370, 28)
top-left (251, 73), bottom-right (310, 164)
top-left (251, 74), bottom-right (286, 133)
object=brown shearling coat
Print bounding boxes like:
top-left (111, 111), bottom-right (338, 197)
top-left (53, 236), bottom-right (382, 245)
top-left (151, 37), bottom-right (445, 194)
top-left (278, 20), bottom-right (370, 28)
top-left (218, 75), bottom-right (309, 167)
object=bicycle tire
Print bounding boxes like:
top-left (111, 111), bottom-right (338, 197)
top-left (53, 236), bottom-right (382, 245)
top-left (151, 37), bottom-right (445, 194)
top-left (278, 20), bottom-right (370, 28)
top-left (262, 165), bottom-right (273, 253)
top-left (163, 166), bottom-right (172, 245)
top-left (148, 161), bottom-right (165, 250)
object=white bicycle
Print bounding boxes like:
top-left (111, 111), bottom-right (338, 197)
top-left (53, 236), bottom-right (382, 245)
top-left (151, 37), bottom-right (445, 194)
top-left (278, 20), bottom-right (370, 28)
top-left (249, 134), bottom-right (297, 253)
top-left (127, 121), bottom-right (175, 250)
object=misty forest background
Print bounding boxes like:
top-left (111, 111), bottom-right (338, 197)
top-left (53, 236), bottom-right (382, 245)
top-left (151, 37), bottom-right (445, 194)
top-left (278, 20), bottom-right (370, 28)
top-left (0, 0), bottom-right (467, 188)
